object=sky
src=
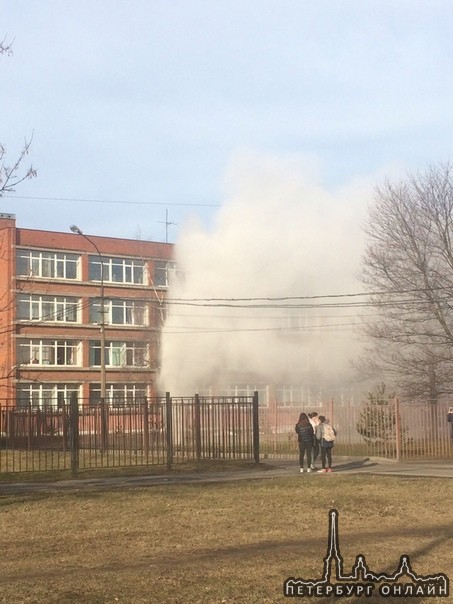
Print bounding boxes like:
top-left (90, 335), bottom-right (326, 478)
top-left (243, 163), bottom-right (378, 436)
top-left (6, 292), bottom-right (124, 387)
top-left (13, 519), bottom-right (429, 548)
top-left (1, 0), bottom-right (453, 242)
top-left (2, 1), bottom-right (453, 397)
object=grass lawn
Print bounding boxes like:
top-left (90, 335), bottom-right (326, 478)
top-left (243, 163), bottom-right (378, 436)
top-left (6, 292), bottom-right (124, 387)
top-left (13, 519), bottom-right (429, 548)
top-left (0, 473), bottom-right (452, 603)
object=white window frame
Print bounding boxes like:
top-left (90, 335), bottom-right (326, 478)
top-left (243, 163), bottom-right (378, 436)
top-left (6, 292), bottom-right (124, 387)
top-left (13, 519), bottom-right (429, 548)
top-left (17, 384), bottom-right (80, 409)
top-left (17, 250), bottom-right (79, 280)
top-left (89, 383), bottom-right (147, 407)
top-left (90, 299), bottom-right (147, 326)
top-left (153, 260), bottom-right (177, 288)
top-left (89, 341), bottom-right (148, 367)
top-left (88, 255), bottom-right (145, 285)
top-left (18, 339), bottom-right (81, 367)
top-left (17, 294), bottom-right (80, 323)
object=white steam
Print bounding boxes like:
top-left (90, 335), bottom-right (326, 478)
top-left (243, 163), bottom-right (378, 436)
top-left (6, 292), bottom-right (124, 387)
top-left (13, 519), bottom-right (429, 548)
top-left (158, 154), bottom-right (370, 398)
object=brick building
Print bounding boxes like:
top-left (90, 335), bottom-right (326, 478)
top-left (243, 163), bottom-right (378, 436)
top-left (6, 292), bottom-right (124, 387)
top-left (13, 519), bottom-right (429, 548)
top-left (0, 213), bottom-right (174, 406)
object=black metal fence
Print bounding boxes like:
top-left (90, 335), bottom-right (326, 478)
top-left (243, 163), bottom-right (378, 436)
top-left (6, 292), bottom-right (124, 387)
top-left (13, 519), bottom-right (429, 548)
top-left (0, 392), bottom-right (260, 476)
top-left (6, 391), bottom-right (449, 477)
top-left (259, 398), bottom-right (453, 460)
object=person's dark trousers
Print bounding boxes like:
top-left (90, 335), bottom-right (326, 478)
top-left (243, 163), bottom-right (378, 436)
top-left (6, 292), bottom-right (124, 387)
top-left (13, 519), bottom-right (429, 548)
top-left (311, 440), bottom-right (320, 467)
top-left (320, 447), bottom-right (332, 469)
top-left (298, 442), bottom-right (313, 468)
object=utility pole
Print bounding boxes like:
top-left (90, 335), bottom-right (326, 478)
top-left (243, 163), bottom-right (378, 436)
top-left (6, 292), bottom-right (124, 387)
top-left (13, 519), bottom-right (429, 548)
top-left (70, 225), bottom-right (108, 449)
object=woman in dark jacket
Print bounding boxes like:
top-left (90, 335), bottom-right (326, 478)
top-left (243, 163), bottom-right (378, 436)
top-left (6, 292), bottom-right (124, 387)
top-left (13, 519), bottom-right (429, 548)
top-left (295, 412), bottom-right (315, 473)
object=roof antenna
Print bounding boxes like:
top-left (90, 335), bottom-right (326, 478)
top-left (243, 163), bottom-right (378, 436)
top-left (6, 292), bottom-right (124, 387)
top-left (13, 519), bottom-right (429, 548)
top-left (158, 208), bottom-right (177, 243)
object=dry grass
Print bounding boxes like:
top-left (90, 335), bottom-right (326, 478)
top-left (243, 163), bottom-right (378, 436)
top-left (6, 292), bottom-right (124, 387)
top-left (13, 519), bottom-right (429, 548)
top-left (0, 474), bottom-right (452, 603)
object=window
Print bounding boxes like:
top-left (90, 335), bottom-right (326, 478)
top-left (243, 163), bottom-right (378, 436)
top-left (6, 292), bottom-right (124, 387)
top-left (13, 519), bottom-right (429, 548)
top-left (88, 255), bottom-right (144, 285)
top-left (17, 250), bottom-right (79, 280)
top-left (287, 312), bottom-right (324, 331)
top-left (89, 383), bottom-right (147, 407)
top-left (274, 385), bottom-right (320, 408)
top-left (89, 341), bottom-right (148, 367)
top-left (17, 384), bottom-right (79, 409)
top-left (17, 295), bottom-right (79, 323)
top-left (89, 299), bottom-right (146, 326)
top-left (154, 260), bottom-right (176, 288)
top-left (18, 340), bottom-right (80, 366)
top-left (214, 384), bottom-right (267, 406)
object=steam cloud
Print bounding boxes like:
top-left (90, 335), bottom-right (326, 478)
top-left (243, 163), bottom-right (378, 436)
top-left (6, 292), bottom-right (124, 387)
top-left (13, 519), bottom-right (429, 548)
top-left (158, 154), bottom-right (370, 400)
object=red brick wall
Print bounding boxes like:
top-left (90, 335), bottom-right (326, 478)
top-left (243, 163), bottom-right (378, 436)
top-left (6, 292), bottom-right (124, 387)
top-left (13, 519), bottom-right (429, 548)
top-left (0, 216), bottom-right (174, 403)
top-left (0, 215), bottom-right (17, 398)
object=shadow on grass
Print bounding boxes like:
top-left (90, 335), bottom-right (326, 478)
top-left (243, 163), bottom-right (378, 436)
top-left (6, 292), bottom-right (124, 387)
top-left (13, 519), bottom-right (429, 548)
top-left (0, 460), bottom-right (264, 484)
top-left (0, 492), bottom-right (54, 508)
top-left (334, 459), bottom-right (379, 471)
top-left (0, 522), bottom-right (450, 587)
top-left (287, 527), bottom-right (452, 604)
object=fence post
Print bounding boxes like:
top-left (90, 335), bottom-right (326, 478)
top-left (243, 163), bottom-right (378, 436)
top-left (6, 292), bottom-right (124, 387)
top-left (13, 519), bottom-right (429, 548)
top-left (100, 400), bottom-right (109, 452)
top-left (62, 402), bottom-right (68, 454)
top-left (69, 391), bottom-right (79, 479)
top-left (428, 401), bottom-right (439, 456)
top-left (253, 391), bottom-right (260, 464)
top-left (166, 392), bottom-right (173, 471)
top-left (394, 396), bottom-right (401, 462)
top-left (194, 393), bottom-right (202, 462)
top-left (143, 399), bottom-right (149, 459)
top-left (273, 396), bottom-right (278, 454)
top-left (27, 402), bottom-right (32, 451)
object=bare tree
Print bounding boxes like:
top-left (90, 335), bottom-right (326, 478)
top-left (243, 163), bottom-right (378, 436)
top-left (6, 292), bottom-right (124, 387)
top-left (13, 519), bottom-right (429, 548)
top-left (361, 163), bottom-right (453, 401)
top-left (0, 36), bottom-right (14, 56)
top-left (0, 36), bottom-right (37, 196)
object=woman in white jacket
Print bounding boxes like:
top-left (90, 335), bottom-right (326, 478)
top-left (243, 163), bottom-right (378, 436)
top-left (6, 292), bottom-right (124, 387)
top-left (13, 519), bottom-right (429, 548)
top-left (315, 415), bottom-right (336, 473)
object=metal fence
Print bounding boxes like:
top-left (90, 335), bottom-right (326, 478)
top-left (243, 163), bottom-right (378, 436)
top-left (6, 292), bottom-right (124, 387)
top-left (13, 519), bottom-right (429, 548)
top-left (0, 393), bottom-right (260, 476)
top-left (1, 394), bottom-right (452, 477)
top-left (259, 398), bottom-right (453, 460)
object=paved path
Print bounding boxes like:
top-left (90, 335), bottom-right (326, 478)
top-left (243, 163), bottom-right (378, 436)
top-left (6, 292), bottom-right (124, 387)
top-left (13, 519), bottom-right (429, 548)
top-left (0, 457), bottom-right (451, 495)
top-left (337, 458), bottom-right (453, 479)
top-left (260, 457), bottom-right (453, 479)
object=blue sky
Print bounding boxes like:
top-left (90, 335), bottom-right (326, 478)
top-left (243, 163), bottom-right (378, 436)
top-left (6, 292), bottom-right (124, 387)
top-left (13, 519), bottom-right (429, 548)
top-left (1, 0), bottom-right (453, 243)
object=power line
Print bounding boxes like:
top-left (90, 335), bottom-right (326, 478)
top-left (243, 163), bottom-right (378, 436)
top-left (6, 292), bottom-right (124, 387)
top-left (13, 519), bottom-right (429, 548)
top-left (162, 287), bottom-right (453, 310)
top-left (164, 311), bottom-right (380, 320)
top-left (163, 297), bottom-right (450, 310)
top-left (161, 321), bottom-right (364, 335)
top-left (2, 194), bottom-right (220, 208)
top-left (164, 286), bottom-right (450, 304)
